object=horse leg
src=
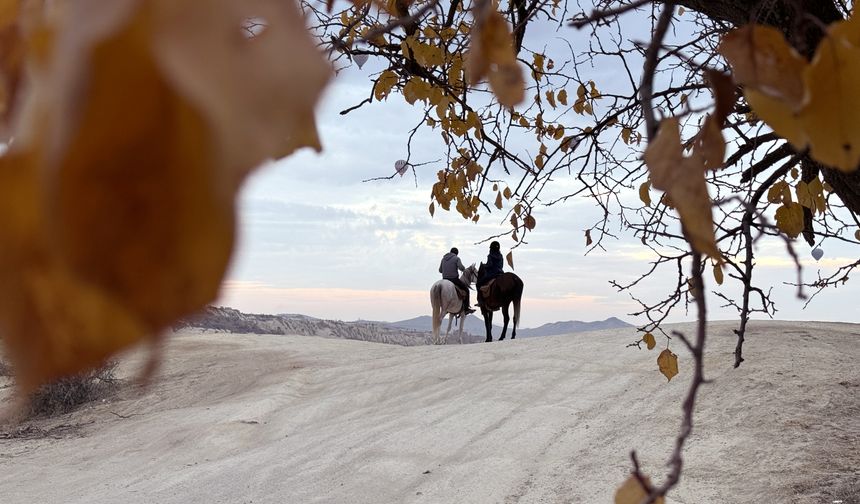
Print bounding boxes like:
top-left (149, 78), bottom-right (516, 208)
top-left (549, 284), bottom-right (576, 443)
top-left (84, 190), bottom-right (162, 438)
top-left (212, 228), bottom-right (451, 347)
top-left (484, 309), bottom-right (493, 343)
top-left (444, 313), bottom-right (455, 344)
top-left (499, 304), bottom-right (510, 340)
top-left (457, 311), bottom-right (465, 344)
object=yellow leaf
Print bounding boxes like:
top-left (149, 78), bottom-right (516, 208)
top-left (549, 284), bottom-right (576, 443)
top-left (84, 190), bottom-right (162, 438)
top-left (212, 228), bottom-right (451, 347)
top-left (576, 82), bottom-right (585, 98)
top-left (657, 349), bottom-right (679, 381)
top-left (799, 30), bottom-right (860, 172)
top-left (584, 229), bottom-right (592, 246)
top-left (807, 177), bottom-right (825, 213)
top-left (0, 151), bottom-right (149, 393)
top-left (494, 191), bottom-right (503, 209)
top-left (374, 69), bottom-right (399, 101)
top-left (775, 202), bottom-right (804, 238)
top-left (639, 180), bottom-right (652, 207)
top-left (152, 0), bottom-right (331, 173)
top-left (643, 333), bottom-right (656, 350)
top-left (0, 0), bottom-right (25, 132)
top-left (644, 118), bottom-right (720, 261)
top-left (795, 181), bottom-right (814, 209)
top-left (713, 262), bottom-right (724, 285)
top-left (718, 25), bottom-right (806, 103)
top-left (744, 89), bottom-right (807, 148)
top-left (615, 474), bottom-right (664, 504)
top-left (465, 7), bottom-right (523, 107)
top-left (505, 250), bottom-right (514, 269)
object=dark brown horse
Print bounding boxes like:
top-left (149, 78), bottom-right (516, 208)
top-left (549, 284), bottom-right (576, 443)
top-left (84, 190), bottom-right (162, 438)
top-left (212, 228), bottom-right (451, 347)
top-left (477, 263), bottom-right (523, 342)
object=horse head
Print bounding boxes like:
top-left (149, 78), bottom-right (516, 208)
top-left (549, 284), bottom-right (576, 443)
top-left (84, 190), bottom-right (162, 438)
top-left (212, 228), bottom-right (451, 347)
top-left (464, 263), bottom-right (478, 285)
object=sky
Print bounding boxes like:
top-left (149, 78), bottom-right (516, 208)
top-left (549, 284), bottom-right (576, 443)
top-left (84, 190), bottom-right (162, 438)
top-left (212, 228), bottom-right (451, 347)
top-left (216, 8), bottom-right (859, 328)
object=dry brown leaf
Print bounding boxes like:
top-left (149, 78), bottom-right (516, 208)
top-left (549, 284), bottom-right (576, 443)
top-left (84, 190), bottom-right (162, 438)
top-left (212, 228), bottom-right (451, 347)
top-left (713, 262), bottom-right (724, 285)
top-left (494, 191), bottom-right (503, 209)
top-left (657, 348), bottom-right (679, 381)
top-left (855, 229), bottom-right (860, 241)
top-left (524, 214), bottom-right (536, 230)
top-left (585, 229), bottom-right (593, 246)
top-left (767, 180), bottom-right (789, 204)
top-left (638, 180), bottom-right (652, 207)
top-left (642, 332), bottom-right (656, 350)
top-left (465, 3), bottom-right (524, 107)
top-left (505, 250), bottom-right (514, 269)
top-left (615, 474), bottom-right (664, 504)
top-left (644, 118), bottom-right (720, 261)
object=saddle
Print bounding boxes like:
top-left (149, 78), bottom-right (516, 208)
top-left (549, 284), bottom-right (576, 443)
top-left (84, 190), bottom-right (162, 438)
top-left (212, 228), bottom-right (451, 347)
top-left (444, 279), bottom-right (468, 300)
top-left (479, 278), bottom-right (497, 298)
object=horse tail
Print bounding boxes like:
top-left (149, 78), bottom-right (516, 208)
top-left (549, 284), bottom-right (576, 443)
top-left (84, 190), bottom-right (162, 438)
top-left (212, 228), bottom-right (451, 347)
top-left (512, 277), bottom-right (524, 329)
top-left (430, 284), bottom-right (443, 341)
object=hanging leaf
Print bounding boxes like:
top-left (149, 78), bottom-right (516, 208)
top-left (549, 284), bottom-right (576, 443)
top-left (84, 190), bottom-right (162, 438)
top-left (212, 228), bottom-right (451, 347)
top-left (639, 181), bottom-right (652, 207)
top-left (767, 181), bottom-right (789, 204)
top-left (494, 191), bottom-right (503, 209)
top-left (720, 20), bottom-right (860, 172)
top-left (775, 202), bottom-right (804, 238)
top-left (657, 349), bottom-right (679, 381)
top-left (855, 230), bottom-right (860, 241)
top-left (642, 333), bottom-right (656, 350)
top-left (524, 214), bottom-right (536, 230)
top-left (718, 25), bottom-right (806, 104)
top-left (585, 229), bottom-right (593, 246)
top-left (713, 262), bottom-right (724, 285)
top-left (465, 5), bottom-right (524, 107)
top-left (505, 250), bottom-right (514, 269)
top-left (644, 118), bottom-right (720, 261)
top-left (503, 186), bottom-right (512, 199)
top-left (429, 201), bottom-right (435, 217)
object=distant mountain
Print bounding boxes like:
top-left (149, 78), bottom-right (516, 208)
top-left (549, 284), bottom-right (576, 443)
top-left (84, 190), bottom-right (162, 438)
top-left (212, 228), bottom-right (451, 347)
top-left (178, 307), bottom-right (633, 345)
top-left (387, 315), bottom-right (632, 337)
top-left (515, 317), bottom-right (632, 337)
top-left (177, 307), bottom-right (446, 346)
top-left (387, 315), bottom-right (494, 335)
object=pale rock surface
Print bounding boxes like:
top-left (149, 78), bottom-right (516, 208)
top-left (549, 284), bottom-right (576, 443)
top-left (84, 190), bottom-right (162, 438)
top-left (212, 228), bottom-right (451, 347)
top-left (0, 320), bottom-right (857, 503)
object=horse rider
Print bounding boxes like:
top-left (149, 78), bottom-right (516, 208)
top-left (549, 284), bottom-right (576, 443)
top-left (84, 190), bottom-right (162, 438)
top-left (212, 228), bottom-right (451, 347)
top-left (439, 247), bottom-right (476, 315)
top-left (476, 241), bottom-right (504, 308)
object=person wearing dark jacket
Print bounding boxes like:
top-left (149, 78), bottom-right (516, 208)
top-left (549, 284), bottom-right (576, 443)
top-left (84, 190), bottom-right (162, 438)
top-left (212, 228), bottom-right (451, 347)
top-left (476, 241), bottom-right (504, 307)
top-left (439, 247), bottom-right (475, 314)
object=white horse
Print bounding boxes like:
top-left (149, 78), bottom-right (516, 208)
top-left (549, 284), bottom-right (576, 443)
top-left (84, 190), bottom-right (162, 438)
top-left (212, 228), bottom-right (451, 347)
top-left (430, 264), bottom-right (478, 344)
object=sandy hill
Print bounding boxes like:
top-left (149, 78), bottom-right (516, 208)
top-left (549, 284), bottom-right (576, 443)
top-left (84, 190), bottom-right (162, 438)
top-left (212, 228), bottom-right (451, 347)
top-left (0, 321), bottom-right (858, 503)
